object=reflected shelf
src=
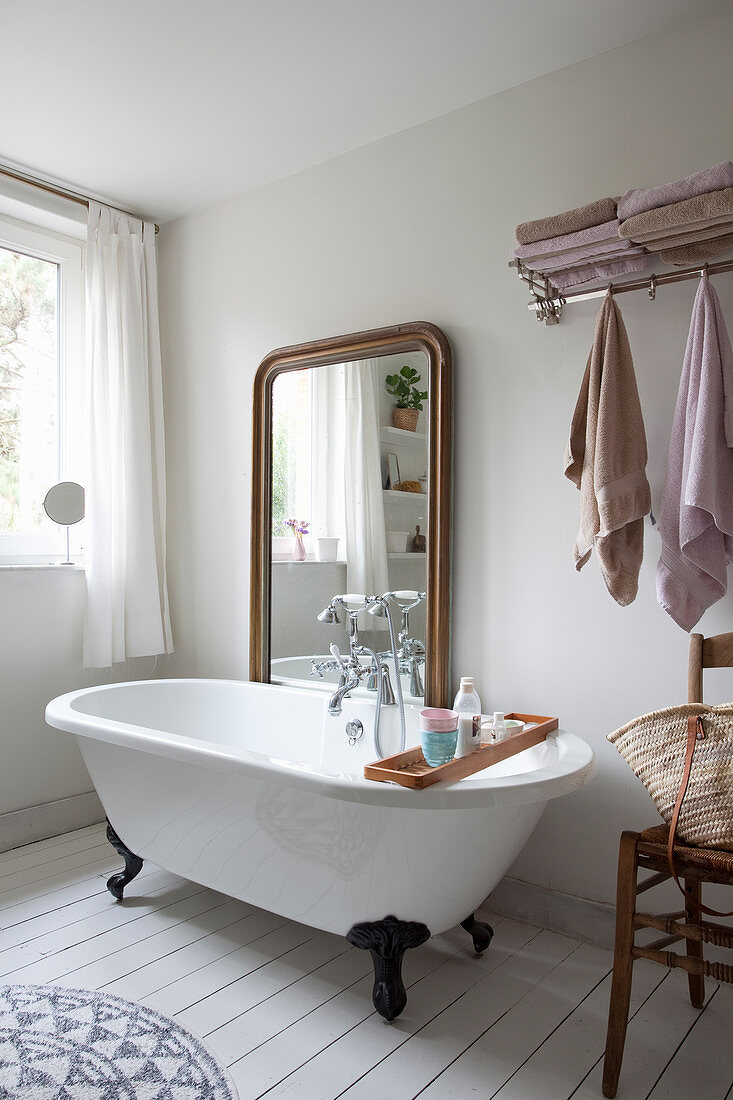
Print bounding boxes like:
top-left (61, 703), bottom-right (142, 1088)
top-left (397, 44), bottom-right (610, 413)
top-left (380, 426), bottom-right (427, 449)
top-left (383, 489), bottom-right (427, 503)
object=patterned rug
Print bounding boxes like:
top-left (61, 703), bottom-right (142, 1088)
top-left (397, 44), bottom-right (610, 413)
top-left (0, 984), bottom-right (238, 1099)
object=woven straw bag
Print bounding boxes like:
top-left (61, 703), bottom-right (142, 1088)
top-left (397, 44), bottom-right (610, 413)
top-left (608, 702), bottom-right (733, 849)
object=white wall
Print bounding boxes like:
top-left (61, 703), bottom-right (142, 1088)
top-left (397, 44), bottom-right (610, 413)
top-left (158, 6), bottom-right (733, 908)
top-left (0, 569), bottom-right (95, 814)
top-left (271, 561), bottom-right (350, 659)
top-left (0, 568), bottom-right (169, 820)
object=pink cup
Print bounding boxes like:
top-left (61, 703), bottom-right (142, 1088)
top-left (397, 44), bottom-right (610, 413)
top-left (419, 707), bottom-right (459, 732)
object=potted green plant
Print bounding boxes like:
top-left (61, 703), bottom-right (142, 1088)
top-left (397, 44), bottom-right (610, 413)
top-left (385, 366), bottom-right (428, 432)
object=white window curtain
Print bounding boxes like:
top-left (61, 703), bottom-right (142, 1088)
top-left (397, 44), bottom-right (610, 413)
top-left (83, 202), bottom-right (173, 668)
top-left (343, 359), bottom-right (389, 602)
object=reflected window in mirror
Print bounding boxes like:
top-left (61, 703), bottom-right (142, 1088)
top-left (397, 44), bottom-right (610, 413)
top-left (271, 364), bottom-right (346, 562)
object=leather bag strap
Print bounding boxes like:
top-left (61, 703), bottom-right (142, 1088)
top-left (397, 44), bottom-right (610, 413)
top-left (667, 715), bottom-right (733, 918)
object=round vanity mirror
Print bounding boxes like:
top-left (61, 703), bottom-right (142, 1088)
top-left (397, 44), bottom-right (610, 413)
top-left (43, 482), bottom-right (85, 564)
top-left (43, 482), bottom-right (85, 525)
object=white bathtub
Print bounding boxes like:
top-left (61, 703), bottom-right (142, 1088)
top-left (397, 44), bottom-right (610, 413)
top-left (46, 679), bottom-right (594, 938)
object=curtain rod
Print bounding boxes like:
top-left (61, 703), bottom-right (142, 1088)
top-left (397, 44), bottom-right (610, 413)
top-left (0, 162), bottom-right (160, 234)
top-left (525, 256), bottom-right (733, 316)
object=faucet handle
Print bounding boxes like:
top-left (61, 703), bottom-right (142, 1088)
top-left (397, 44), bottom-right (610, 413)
top-left (330, 643), bottom-right (342, 663)
top-left (389, 590), bottom-right (426, 611)
top-left (338, 594), bottom-right (369, 611)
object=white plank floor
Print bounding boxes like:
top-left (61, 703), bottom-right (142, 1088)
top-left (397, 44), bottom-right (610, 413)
top-left (1, 823), bottom-right (731, 1100)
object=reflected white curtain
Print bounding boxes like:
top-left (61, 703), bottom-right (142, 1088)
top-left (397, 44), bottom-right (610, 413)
top-left (83, 202), bottom-right (173, 668)
top-left (311, 363), bottom-right (345, 545)
top-left (343, 359), bottom-right (389, 600)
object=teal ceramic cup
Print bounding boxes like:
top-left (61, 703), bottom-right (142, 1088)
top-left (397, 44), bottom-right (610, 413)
top-left (420, 727), bottom-right (458, 767)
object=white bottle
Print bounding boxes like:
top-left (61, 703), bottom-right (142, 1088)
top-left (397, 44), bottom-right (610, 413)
top-left (453, 676), bottom-right (482, 756)
top-left (493, 712), bottom-right (507, 741)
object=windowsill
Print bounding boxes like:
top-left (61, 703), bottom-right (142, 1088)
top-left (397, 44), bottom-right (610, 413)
top-left (272, 558), bottom-right (346, 565)
top-left (0, 563), bottom-right (85, 571)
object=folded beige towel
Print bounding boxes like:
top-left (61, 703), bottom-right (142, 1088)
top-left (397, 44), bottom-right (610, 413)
top-left (619, 188), bottom-right (733, 240)
top-left (640, 219), bottom-right (733, 249)
top-left (660, 231), bottom-right (733, 266)
top-left (643, 222), bottom-right (733, 252)
top-left (564, 291), bottom-right (651, 605)
top-left (515, 197), bottom-right (617, 246)
top-left (629, 211), bottom-right (733, 244)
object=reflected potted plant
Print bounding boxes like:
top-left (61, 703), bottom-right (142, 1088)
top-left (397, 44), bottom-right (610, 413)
top-left (385, 366), bottom-right (428, 432)
top-left (284, 518), bottom-right (309, 561)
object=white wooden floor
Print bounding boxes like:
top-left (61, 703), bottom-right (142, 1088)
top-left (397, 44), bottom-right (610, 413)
top-left (1, 823), bottom-right (731, 1100)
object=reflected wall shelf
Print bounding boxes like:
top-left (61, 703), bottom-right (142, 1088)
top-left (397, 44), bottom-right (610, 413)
top-left (383, 489), bottom-right (427, 503)
top-left (380, 426), bottom-right (427, 449)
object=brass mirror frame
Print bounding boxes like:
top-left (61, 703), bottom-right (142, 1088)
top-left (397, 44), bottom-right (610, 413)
top-left (250, 321), bottom-right (453, 707)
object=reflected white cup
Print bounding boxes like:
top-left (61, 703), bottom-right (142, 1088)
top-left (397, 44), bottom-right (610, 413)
top-left (386, 531), bottom-right (409, 553)
top-left (317, 537), bottom-right (339, 562)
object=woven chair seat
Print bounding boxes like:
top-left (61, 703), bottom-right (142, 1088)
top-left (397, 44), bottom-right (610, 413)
top-left (638, 823), bottom-right (733, 875)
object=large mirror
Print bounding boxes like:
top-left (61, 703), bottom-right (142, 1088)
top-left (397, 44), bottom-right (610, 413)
top-left (250, 322), bottom-right (452, 707)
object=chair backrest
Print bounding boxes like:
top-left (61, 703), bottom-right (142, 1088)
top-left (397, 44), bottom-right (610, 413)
top-left (688, 631), bottom-right (733, 703)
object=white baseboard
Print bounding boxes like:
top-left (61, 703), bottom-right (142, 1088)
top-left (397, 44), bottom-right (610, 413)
top-left (482, 875), bottom-right (616, 949)
top-left (0, 791), bottom-right (105, 853)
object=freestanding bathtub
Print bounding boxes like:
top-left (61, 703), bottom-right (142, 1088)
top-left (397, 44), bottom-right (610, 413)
top-left (46, 678), bottom-right (594, 1019)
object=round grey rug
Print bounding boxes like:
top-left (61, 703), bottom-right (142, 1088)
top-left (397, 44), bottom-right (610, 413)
top-left (0, 984), bottom-right (238, 1099)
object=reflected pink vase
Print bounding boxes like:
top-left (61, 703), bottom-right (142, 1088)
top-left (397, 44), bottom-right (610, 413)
top-left (292, 535), bottom-right (306, 561)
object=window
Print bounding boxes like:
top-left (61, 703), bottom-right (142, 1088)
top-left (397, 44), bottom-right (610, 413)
top-left (0, 214), bottom-right (83, 562)
top-left (271, 368), bottom-right (313, 536)
top-left (271, 365), bottom-right (346, 551)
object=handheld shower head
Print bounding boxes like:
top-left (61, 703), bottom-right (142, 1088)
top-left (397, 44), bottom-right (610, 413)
top-left (317, 603), bottom-right (340, 624)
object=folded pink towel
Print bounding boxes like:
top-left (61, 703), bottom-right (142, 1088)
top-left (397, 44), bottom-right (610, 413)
top-left (656, 274), bottom-right (733, 630)
top-left (551, 254), bottom-right (649, 290)
top-left (515, 197), bottom-right (617, 246)
top-left (565, 291), bottom-right (651, 605)
top-left (618, 162), bottom-right (733, 221)
top-left (512, 220), bottom-right (622, 261)
top-left (532, 242), bottom-right (641, 276)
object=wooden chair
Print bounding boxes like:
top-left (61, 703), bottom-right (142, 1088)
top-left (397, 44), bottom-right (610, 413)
top-left (602, 631), bottom-right (733, 1098)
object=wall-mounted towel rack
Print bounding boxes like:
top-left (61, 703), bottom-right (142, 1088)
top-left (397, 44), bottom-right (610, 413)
top-left (510, 256), bottom-right (733, 325)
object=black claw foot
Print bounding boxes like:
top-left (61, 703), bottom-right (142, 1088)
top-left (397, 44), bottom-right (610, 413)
top-left (347, 914), bottom-right (430, 1021)
top-left (105, 819), bottom-right (143, 900)
top-left (461, 913), bottom-right (494, 954)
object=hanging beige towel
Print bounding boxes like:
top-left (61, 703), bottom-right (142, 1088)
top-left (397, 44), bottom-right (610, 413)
top-left (564, 291), bottom-right (652, 605)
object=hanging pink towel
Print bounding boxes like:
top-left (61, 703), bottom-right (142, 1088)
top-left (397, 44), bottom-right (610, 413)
top-left (657, 274), bottom-right (733, 630)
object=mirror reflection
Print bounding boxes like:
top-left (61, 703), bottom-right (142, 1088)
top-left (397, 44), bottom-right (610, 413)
top-left (269, 350), bottom-right (429, 704)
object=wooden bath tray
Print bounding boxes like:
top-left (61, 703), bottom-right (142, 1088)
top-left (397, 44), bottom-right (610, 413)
top-left (364, 713), bottom-right (558, 790)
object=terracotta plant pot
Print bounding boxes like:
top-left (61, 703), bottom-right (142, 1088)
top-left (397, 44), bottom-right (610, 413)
top-left (393, 407), bottom-right (419, 432)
